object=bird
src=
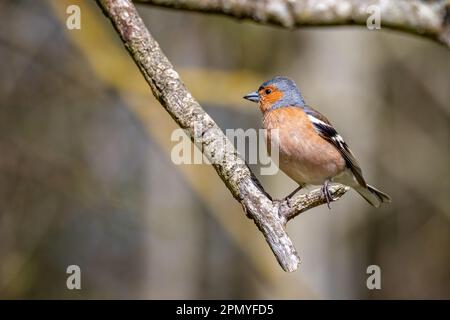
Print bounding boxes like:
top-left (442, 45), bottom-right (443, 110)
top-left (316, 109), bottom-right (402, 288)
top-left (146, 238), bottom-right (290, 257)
top-left (243, 76), bottom-right (391, 208)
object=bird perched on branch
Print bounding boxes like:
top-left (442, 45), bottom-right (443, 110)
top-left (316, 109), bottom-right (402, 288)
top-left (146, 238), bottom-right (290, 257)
top-left (244, 76), bottom-right (391, 208)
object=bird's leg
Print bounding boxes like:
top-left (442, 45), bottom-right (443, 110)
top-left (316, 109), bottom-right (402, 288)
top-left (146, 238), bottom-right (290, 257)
top-left (322, 179), bottom-right (332, 209)
top-left (283, 185), bottom-right (304, 207)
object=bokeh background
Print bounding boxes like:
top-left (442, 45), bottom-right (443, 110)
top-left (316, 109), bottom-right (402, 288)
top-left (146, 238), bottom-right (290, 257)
top-left (0, 0), bottom-right (449, 299)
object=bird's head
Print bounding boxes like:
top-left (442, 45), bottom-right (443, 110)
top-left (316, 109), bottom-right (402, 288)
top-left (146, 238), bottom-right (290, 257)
top-left (243, 76), bottom-right (305, 113)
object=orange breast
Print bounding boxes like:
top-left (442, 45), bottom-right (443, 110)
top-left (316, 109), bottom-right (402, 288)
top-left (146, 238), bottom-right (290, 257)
top-left (263, 107), bottom-right (345, 185)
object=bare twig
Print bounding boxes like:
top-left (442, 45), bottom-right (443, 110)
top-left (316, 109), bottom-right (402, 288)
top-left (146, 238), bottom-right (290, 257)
top-left (96, 0), bottom-right (348, 272)
top-left (135, 0), bottom-right (450, 48)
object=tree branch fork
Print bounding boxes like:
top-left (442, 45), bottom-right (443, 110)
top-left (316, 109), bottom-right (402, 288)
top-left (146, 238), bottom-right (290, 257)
top-left (97, 0), bottom-right (357, 272)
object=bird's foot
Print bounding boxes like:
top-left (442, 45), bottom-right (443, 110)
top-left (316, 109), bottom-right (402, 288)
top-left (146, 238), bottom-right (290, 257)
top-left (322, 180), bottom-right (332, 209)
top-left (282, 185), bottom-right (304, 207)
top-left (285, 196), bottom-right (294, 208)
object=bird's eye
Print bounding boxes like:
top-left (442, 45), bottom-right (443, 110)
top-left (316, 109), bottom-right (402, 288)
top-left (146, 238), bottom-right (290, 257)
top-left (265, 88), bottom-right (272, 95)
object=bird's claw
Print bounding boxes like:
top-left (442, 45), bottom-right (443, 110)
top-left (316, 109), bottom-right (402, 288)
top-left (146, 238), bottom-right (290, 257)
top-left (287, 196), bottom-right (295, 207)
top-left (322, 180), bottom-right (332, 209)
top-left (282, 185), bottom-right (303, 208)
top-left (275, 196), bottom-right (291, 209)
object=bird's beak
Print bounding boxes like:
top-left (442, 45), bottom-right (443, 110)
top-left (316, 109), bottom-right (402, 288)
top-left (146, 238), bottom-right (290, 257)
top-left (243, 91), bottom-right (259, 103)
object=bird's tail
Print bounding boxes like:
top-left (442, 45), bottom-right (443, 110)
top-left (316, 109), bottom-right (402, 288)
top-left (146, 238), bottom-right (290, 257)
top-left (354, 185), bottom-right (391, 208)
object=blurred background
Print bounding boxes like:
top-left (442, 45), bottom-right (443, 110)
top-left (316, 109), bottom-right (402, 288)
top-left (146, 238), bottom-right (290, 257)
top-left (0, 0), bottom-right (449, 299)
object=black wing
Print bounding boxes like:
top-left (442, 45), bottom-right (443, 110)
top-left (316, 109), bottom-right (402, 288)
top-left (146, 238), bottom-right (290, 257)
top-left (303, 105), bottom-right (367, 187)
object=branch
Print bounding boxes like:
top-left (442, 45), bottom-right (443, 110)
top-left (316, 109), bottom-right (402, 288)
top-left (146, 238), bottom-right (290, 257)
top-left (96, 0), bottom-right (348, 272)
top-left (135, 0), bottom-right (450, 49)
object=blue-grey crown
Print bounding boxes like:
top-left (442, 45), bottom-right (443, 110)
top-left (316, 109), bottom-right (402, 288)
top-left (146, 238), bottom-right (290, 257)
top-left (260, 76), bottom-right (305, 109)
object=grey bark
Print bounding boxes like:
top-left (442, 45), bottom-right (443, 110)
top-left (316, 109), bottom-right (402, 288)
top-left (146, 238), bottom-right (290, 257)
top-left (96, 0), bottom-right (348, 272)
top-left (135, 0), bottom-right (450, 48)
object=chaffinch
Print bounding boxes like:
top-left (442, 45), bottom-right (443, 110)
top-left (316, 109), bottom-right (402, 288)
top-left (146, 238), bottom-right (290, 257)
top-left (244, 76), bottom-right (391, 208)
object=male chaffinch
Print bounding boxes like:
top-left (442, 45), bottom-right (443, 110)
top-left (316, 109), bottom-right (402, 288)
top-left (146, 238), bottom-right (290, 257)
top-left (244, 76), bottom-right (391, 208)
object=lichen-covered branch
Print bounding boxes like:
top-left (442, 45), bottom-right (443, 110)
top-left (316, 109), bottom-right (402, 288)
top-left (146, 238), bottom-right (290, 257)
top-left (96, 0), bottom-right (348, 272)
top-left (135, 0), bottom-right (450, 48)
